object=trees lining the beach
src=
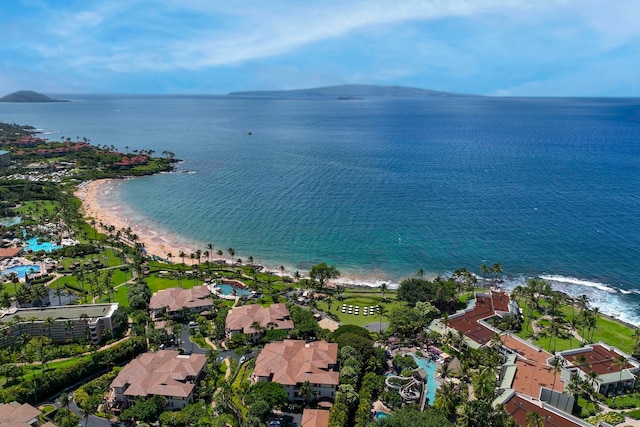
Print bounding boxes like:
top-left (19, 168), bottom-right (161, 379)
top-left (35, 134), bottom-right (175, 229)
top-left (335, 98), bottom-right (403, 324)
top-left (309, 262), bottom-right (340, 290)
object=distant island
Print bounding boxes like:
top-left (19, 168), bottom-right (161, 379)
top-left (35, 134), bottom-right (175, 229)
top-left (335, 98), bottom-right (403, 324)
top-left (0, 90), bottom-right (69, 102)
top-left (229, 84), bottom-right (470, 98)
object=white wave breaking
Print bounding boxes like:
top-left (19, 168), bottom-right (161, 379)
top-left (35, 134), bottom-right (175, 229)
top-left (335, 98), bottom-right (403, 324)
top-left (539, 275), bottom-right (618, 294)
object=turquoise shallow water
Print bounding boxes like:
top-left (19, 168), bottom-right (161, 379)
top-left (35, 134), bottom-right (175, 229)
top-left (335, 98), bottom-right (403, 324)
top-left (1, 94), bottom-right (640, 324)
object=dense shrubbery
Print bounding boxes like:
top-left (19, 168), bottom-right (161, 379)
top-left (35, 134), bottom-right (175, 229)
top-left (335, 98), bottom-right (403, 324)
top-left (0, 337), bottom-right (146, 404)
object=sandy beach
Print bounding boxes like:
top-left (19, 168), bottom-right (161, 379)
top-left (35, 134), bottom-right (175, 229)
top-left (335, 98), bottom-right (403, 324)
top-left (75, 179), bottom-right (209, 265)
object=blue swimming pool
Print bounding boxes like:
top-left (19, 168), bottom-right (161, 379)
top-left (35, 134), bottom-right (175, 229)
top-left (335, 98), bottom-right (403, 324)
top-left (375, 411), bottom-right (390, 420)
top-left (25, 237), bottom-right (61, 253)
top-left (411, 354), bottom-right (440, 406)
top-left (1, 264), bottom-right (41, 279)
top-left (216, 283), bottom-right (252, 297)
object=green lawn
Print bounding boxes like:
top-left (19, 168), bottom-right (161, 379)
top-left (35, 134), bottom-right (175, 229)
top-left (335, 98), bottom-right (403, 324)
top-left (315, 292), bottom-right (402, 328)
top-left (0, 355), bottom-right (93, 384)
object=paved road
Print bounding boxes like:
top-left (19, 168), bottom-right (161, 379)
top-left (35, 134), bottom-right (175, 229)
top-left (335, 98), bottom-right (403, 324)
top-left (56, 395), bottom-right (123, 427)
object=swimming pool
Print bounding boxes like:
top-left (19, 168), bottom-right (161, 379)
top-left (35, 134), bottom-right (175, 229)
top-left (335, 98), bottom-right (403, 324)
top-left (411, 354), bottom-right (440, 406)
top-left (375, 411), bottom-right (390, 420)
top-left (215, 283), bottom-right (252, 297)
top-left (25, 237), bottom-right (61, 253)
top-left (1, 264), bottom-right (41, 279)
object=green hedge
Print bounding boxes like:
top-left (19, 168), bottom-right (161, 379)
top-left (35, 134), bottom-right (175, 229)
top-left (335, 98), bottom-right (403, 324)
top-left (0, 337), bottom-right (146, 404)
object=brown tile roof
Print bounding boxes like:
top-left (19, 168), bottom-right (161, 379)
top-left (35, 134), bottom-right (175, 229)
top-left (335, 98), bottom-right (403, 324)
top-left (111, 350), bottom-right (206, 399)
top-left (226, 303), bottom-right (294, 334)
top-left (563, 344), bottom-right (632, 375)
top-left (301, 409), bottom-right (330, 427)
top-left (501, 334), bottom-right (564, 398)
top-left (253, 340), bottom-right (339, 386)
top-left (0, 247), bottom-right (23, 258)
top-left (149, 285), bottom-right (212, 313)
top-left (505, 394), bottom-right (585, 427)
top-left (0, 402), bottom-right (42, 427)
top-left (492, 291), bottom-right (511, 312)
top-left (449, 294), bottom-right (496, 345)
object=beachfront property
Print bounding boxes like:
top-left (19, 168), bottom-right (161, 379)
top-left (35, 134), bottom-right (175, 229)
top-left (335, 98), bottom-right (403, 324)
top-left (251, 340), bottom-right (339, 403)
top-left (0, 401), bottom-right (57, 427)
top-left (558, 344), bottom-right (640, 396)
top-left (0, 303), bottom-right (119, 347)
top-left (225, 302), bottom-right (294, 342)
top-left (149, 285), bottom-right (212, 318)
top-left (430, 291), bottom-right (519, 349)
top-left (107, 350), bottom-right (207, 411)
top-left (301, 408), bottom-right (330, 427)
top-left (431, 291), bottom-right (578, 412)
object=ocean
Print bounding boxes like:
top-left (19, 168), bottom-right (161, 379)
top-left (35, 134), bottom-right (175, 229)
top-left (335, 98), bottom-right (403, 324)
top-left (2, 94), bottom-right (640, 325)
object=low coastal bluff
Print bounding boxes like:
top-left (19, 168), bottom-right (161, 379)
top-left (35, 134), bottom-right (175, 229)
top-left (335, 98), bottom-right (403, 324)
top-left (0, 90), bottom-right (69, 102)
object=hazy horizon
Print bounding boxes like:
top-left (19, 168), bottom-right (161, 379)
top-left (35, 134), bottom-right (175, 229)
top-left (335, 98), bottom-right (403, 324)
top-left (2, 1), bottom-right (640, 97)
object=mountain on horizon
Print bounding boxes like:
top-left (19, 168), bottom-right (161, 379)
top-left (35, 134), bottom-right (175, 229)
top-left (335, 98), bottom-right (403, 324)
top-left (228, 84), bottom-right (470, 98)
top-left (0, 90), bottom-right (69, 102)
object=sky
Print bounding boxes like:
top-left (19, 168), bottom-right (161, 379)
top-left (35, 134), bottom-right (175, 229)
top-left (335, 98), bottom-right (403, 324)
top-left (1, 0), bottom-right (640, 96)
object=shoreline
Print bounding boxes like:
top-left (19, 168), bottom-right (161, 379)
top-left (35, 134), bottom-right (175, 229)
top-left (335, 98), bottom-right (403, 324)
top-left (75, 179), bottom-right (204, 265)
top-left (75, 178), bottom-right (640, 327)
top-left (74, 178), bottom-right (408, 287)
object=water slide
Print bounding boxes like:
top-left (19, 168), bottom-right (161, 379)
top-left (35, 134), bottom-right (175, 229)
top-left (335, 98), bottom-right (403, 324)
top-left (385, 375), bottom-right (422, 401)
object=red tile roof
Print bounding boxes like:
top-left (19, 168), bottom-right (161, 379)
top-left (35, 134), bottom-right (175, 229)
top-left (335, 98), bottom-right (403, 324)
top-left (563, 344), bottom-right (631, 375)
top-left (149, 285), bottom-right (212, 313)
top-left (0, 402), bottom-right (42, 427)
top-left (111, 350), bottom-right (206, 399)
top-left (253, 340), bottom-right (339, 386)
top-left (226, 303), bottom-right (294, 334)
top-left (0, 247), bottom-right (23, 258)
top-left (301, 409), bottom-right (330, 427)
top-left (505, 394), bottom-right (585, 427)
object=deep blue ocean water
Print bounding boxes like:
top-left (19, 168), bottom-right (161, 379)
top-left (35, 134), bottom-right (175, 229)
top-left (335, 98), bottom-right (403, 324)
top-left (2, 94), bottom-right (640, 324)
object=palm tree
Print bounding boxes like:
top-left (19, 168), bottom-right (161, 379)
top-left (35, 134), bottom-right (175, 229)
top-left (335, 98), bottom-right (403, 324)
top-left (380, 282), bottom-right (387, 301)
top-left (479, 264), bottom-right (490, 291)
top-left (377, 304), bottom-right (386, 333)
top-left (525, 411), bottom-right (545, 427)
top-left (63, 319), bottom-right (75, 341)
top-left (612, 355), bottom-right (628, 399)
top-left (417, 268), bottom-right (425, 277)
top-left (491, 262), bottom-right (503, 287)
top-left (549, 356), bottom-right (565, 390)
top-left (434, 381), bottom-right (460, 420)
top-left (44, 316), bottom-right (55, 338)
top-left (279, 265), bottom-right (286, 283)
top-left (298, 380), bottom-right (317, 406)
top-left (227, 247), bottom-right (235, 261)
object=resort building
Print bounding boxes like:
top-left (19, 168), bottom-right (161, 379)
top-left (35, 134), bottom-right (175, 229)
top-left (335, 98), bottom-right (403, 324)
top-left (497, 333), bottom-right (573, 413)
top-left (225, 303), bottom-right (294, 341)
top-left (0, 401), bottom-right (57, 427)
top-left (433, 292), bottom-right (578, 412)
top-left (558, 344), bottom-right (640, 396)
top-left (431, 291), bottom-right (519, 348)
top-left (149, 285), bottom-right (212, 318)
top-left (251, 340), bottom-right (339, 402)
top-left (301, 409), bottom-right (330, 427)
top-left (496, 391), bottom-right (592, 427)
top-left (0, 150), bottom-right (10, 168)
top-left (108, 350), bottom-right (207, 411)
top-left (0, 303), bottom-right (119, 347)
